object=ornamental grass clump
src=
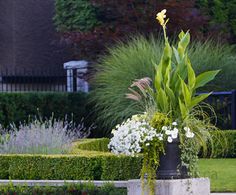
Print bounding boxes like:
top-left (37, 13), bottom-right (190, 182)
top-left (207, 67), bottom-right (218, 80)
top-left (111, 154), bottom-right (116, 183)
top-left (108, 9), bottom-right (225, 195)
top-left (0, 117), bottom-right (91, 154)
top-left (92, 21), bottom-right (236, 136)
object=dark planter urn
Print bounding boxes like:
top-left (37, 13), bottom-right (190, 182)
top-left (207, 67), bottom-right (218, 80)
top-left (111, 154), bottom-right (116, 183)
top-left (156, 138), bottom-right (188, 179)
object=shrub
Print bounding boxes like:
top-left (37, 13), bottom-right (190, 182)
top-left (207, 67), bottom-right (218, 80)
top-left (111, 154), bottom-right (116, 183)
top-left (197, 0), bottom-right (236, 43)
top-left (55, 0), bottom-right (208, 60)
top-left (207, 130), bottom-right (236, 158)
top-left (0, 134), bottom-right (235, 181)
top-left (73, 138), bottom-right (110, 152)
top-left (0, 154), bottom-right (141, 180)
top-left (91, 36), bottom-right (236, 134)
top-left (53, 0), bottom-right (99, 32)
top-left (0, 183), bottom-right (127, 195)
top-left (0, 93), bottom-right (91, 130)
top-left (0, 139), bottom-right (142, 180)
top-left (0, 118), bottom-right (91, 154)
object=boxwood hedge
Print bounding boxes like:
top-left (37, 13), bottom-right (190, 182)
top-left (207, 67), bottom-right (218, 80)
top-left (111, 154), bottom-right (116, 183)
top-left (0, 130), bottom-right (235, 180)
top-left (0, 139), bottom-right (142, 180)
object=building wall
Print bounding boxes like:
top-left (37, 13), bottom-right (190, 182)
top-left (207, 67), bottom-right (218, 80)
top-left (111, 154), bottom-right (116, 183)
top-left (0, 0), bottom-right (69, 73)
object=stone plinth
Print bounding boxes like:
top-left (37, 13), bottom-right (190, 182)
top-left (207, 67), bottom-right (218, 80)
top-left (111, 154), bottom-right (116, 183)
top-left (127, 178), bottom-right (210, 195)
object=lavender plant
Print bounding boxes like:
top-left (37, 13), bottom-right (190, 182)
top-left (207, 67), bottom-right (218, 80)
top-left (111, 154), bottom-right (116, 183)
top-left (0, 117), bottom-right (92, 154)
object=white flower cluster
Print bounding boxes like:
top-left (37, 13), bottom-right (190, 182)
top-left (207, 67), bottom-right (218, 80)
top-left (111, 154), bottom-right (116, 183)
top-left (162, 122), bottom-right (179, 143)
top-left (108, 115), bottom-right (162, 156)
top-left (162, 122), bottom-right (195, 143)
top-left (108, 116), bottom-right (195, 156)
top-left (184, 127), bottom-right (195, 138)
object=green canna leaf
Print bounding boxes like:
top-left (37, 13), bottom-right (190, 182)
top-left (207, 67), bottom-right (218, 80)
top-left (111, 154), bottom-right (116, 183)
top-left (190, 93), bottom-right (212, 109)
top-left (157, 88), bottom-right (169, 113)
top-left (181, 78), bottom-right (192, 107)
top-left (173, 46), bottom-right (180, 64)
top-left (177, 31), bottom-right (190, 58)
top-left (187, 57), bottom-right (196, 91)
top-left (195, 70), bottom-right (220, 90)
top-left (179, 98), bottom-right (188, 119)
top-left (165, 86), bottom-right (176, 110)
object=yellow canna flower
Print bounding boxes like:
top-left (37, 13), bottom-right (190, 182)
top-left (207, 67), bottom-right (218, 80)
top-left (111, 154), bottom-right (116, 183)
top-left (156, 9), bottom-right (167, 26)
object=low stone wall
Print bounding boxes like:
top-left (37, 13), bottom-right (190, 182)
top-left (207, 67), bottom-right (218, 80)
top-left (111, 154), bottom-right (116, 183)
top-left (0, 178), bottom-right (211, 195)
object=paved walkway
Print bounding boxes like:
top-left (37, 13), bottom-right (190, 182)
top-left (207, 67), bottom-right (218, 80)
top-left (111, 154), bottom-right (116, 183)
top-left (212, 193), bottom-right (236, 195)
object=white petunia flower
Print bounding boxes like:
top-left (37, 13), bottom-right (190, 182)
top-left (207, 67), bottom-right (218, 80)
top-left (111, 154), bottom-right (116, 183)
top-left (172, 122), bottom-right (177, 126)
top-left (171, 132), bottom-right (178, 139)
top-left (184, 127), bottom-right (190, 132)
top-left (162, 126), bottom-right (168, 131)
top-left (186, 131), bottom-right (194, 138)
top-left (165, 130), bottom-right (172, 135)
top-left (167, 136), bottom-right (173, 143)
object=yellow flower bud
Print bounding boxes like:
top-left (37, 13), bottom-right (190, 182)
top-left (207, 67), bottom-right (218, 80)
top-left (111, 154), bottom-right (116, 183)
top-left (156, 9), bottom-right (167, 26)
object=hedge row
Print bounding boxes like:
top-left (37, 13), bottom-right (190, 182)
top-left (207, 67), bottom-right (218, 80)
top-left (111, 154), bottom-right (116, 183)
top-left (0, 141), bottom-right (142, 180)
top-left (72, 138), bottom-right (110, 152)
top-left (74, 130), bottom-right (236, 158)
top-left (0, 130), bottom-right (235, 180)
top-left (0, 183), bottom-right (126, 195)
top-left (0, 92), bottom-right (91, 128)
top-left (209, 130), bottom-right (236, 158)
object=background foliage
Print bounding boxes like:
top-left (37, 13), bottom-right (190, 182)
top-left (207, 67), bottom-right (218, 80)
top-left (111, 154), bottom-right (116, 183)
top-left (54, 0), bottom-right (99, 32)
top-left (91, 36), bottom-right (236, 134)
top-left (197, 0), bottom-right (236, 43)
top-left (0, 93), bottom-right (91, 129)
top-left (54, 0), bottom-right (209, 60)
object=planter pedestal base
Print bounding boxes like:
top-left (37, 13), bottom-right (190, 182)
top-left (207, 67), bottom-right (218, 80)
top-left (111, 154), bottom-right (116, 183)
top-left (127, 178), bottom-right (210, 195)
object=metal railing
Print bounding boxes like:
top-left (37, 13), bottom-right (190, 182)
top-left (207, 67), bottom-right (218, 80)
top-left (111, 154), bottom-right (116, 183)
top-left (200, 90), bottom-right (236, 130)
top-left (0, 68), bottom-right (86, 92)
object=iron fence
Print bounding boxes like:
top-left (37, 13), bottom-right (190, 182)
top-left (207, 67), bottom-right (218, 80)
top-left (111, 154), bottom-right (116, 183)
top-left (202, 91), bottom-right (236, 130)
top-left (0, 68), bottom-right (80, 92)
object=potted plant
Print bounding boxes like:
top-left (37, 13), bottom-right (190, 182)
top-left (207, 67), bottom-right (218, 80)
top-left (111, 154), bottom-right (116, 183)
top-left (108, 9), bottom-right (220, 195)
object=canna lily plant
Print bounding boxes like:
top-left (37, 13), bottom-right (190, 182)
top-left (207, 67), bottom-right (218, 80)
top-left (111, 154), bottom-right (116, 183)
top-left (127, 9), bottom-right (220, 150)
top-left (110, 9), bottom-right (223, 195)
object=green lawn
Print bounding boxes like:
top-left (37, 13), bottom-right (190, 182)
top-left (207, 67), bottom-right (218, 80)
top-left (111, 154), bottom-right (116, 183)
top-left (199, 158), bottom-right (236, 192)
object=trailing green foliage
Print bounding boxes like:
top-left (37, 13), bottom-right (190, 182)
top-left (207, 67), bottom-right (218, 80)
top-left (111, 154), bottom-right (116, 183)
top-left (0, 93), bottom-right (90, 129)
top-left (0, 183), bottom-right (126, 195)
top-left (54, 0), bottom-right (99, 32)
top-left (92, 35), bottom-right (236, 134)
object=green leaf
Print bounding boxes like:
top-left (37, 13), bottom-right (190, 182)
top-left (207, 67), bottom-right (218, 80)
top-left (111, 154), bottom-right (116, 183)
top-left (187, 58), bottom-right (196, 91)
top-left (177, 31), bottom-right (190, 58)
top-left (179, 98), bottom-right (188, 119)
top-left (157, 88), bottom-right (169, 113)
top-left (165, 86), bottom-right (176, 110)
top-left (181, 79), bottom-right (192, 107)
top-left (154, 64), bottom-right (162, 92)
top-left (190, 93), bottom-right (212, 109)
top-left (178, 31), bottom-right (185, 40)
top-left (195, 70), bottom-right (220, 90)
top-left (161, 42), bottom-right (172, 76)
top-left (173, 46), bottom-right (180, 64)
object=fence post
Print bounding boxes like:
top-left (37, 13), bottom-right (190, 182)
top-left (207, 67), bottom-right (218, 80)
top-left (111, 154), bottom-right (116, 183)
top-left (231, 90), bottom-right (236, 129)
top-left (63, 60), bottom-right (89, 93)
